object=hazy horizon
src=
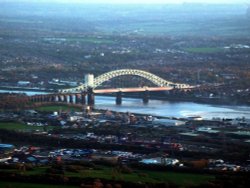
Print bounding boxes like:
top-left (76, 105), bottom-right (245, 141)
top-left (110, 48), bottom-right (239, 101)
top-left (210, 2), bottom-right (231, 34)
top-left (0, 0), bottom-right (248, 4)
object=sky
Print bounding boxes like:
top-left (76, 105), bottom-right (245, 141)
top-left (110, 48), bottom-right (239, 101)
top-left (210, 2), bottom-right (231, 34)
top-left (0, 0), bottom-right (248, 4)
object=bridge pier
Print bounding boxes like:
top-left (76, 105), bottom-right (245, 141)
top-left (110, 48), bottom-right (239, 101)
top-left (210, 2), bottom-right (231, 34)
top-left (29, 96), bottom-right (33, 103)
top-left (60, 95), bottom-right (63, 102)
top-left (44, 95), bottom-right (49, 102)
top-left (57, 95), bottom-right (60, 102)
top-left (46, 95), bottom-right (50, 102)
top-left (41, 95), bottom-right (47, 102)
top-left (51, 95), bottom-right (56, 102)
top-left (87, 87), bottom-right (95, 106)
top-left (42, 95), bottom-right (46, 102)
top-left (142, 90), bottom-right (149, 104)
top-left (69, 95), bottom-right (74, 104)
top-left (81, 93), bottom-right (86, 105)
top-left (75, 94), bottom-right (81, 104)
top-left (64, 95), bottom-right (68, 103)
top-left (116, 91), bottom-right (122, 105)
top-left (31, 96), bottom-right (35, 103)
top-left (33, 96), bottom-right (36, 103)
top-left (35, 96), bottom-right (39, 103)
top-left (38, 95), bottom-right (43, 103)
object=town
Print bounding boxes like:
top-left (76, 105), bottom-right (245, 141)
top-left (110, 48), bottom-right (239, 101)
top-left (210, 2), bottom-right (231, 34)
top-left (0, 100), bottom-right (250, 187)
top-left (0, 1), bottom-right (250, 188)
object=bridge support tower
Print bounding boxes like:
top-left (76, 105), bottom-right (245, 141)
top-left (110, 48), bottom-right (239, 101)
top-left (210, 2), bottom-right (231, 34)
top-left (81, 92), bottom-right (86, 105)
top-left (143, 90), bottom-right (149, 104)
top-left (64, 95), bottom-right (68, 103)
top-left (69, 95), bottom-right (74, 103)
top-left (75, 94), bottom-right (81, 104)
top-left (87, 87), bottom-right (95, 106)
top-left (58, 95), bottom-right (63, 102)
top-left (116, 91), bottom-right (122, 105)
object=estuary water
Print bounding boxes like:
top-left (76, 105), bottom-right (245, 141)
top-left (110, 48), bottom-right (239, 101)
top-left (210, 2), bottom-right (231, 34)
top-left (1, 90), bottom-right (250, 120)
top-left (94, 96), bottom-right (250, 120)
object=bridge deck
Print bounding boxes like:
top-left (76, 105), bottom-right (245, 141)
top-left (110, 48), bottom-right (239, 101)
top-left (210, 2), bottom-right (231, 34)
top-left (93, 87), bottom-right (173, 93)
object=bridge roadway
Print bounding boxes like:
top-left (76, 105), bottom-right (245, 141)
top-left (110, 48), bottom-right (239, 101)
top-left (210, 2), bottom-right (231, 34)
top-left (28, 86), bottom-right (195, 106)
top-left (93, 87), bottom-right (173, 93)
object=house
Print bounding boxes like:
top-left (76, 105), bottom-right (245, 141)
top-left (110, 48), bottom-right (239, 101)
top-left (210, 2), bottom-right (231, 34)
top-left (17, 81), bottom-right (30, 86)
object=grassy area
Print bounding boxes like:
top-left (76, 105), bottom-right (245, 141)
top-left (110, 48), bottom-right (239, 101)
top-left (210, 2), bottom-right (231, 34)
top-left (184, 47), bottom-right (223, 53)
top-left (143, 170), bottom-right (213, 185)
top-left (35, 105), bottom-right (81, 112)
top-left (0, 181), bottom-right (77, 188)
top-left (74, 167), bottom-right (214, 185)
top-left (2, 166), bottom-right (214, 186)
top-left (0, 122), bottom-right (55, 132)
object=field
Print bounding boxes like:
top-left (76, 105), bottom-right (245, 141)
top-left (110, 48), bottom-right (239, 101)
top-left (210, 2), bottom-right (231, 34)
top-left (0, 122), bottom-right (55, 132)
top-left (0, 166), bottom-right (214, 186)
top-left (71, 167), bottom-right (214, 185)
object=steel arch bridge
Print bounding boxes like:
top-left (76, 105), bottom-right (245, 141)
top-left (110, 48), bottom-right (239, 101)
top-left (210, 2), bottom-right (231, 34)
top-left (60, 69), bottom-right (190, 93)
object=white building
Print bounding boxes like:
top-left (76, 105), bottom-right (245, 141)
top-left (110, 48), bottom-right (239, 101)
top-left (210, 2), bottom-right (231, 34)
top-left (85, 74), bottom-right (94, 87)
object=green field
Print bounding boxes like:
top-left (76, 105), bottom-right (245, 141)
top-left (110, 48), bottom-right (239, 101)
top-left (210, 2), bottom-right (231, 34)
top-left (69, 167), bottom-right (213, 185)
top-left (35, 105), bottom-right (81, 112)
top-left (0, 122), bottom-right (55, 132)
top-left (0, 166), bottom-right (214, 186)
top-left (184, 47), bottom-right (223, 53)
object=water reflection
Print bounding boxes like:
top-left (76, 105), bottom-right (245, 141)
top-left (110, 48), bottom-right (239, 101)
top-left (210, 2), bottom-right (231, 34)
top-left (0, 90), bottom-right (249, 119)
top-left (95, 96), bottom-right (250, 119)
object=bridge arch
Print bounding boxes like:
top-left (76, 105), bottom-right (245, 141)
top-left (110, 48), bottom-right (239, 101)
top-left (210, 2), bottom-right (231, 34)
top-left (94, 69), bottom-right (174, 88)
top-left (60, 69), bottom-right (190, 93)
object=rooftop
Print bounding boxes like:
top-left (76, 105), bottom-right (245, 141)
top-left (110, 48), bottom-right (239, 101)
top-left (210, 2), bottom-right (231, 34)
top-left (0, 144), bottom-right (15, 148)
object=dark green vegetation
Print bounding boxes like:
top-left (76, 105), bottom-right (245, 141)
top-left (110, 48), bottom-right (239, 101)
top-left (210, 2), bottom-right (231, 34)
top-left (0, 181), bottom-right (77, 188)
top-left (0, 162), bottom-right (249, 188)
top-left (0, 165), bottom-right (214, 185)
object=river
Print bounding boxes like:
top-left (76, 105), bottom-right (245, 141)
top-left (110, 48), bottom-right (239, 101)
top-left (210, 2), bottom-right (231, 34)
top-left (94, 96), bottom-right (250, 120)
top-left (1, 89), bottom-right (250, 120)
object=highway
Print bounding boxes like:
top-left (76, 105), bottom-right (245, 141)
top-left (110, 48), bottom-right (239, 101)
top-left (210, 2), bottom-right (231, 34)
top-left (93, 87), bottom-right (173, 93)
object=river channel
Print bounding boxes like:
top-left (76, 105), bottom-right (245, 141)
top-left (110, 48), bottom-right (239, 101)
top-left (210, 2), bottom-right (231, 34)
top-left (1, 89), bottom-right (250, 120)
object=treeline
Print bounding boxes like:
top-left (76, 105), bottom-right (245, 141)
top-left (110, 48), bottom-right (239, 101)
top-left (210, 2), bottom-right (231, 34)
top-left (0, 94), bottom-right (29, 110)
